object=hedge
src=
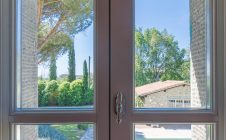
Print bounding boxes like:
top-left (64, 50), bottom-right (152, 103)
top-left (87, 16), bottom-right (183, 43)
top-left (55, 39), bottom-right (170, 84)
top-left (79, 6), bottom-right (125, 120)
top-left (38, 80), bottom-right (93, 107)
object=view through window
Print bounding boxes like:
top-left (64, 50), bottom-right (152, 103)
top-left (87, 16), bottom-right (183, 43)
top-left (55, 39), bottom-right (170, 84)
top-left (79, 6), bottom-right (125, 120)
top-left (134, 0), bottom-right (211, 109)
top-left (17, 0), bottom-right (94, 109)
top-left (15, 0), bottom-right (213, 139)
top-left (134, 0), bottom-right (212, 139)
top-left (16, 123), bottom-right (95, 140)
top-left (16, 0), bottom-right (95, 139)
top-left (134, 123), bottom-right (213, 140)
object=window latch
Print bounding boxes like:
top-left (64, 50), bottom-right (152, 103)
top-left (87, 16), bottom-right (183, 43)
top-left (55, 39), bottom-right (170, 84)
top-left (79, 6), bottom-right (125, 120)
top-left (115, 92), bottom-right (125, 124)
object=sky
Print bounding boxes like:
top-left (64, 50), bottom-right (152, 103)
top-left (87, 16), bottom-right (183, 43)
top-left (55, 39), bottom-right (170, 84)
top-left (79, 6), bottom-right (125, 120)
top-left (38, 0), bottom-right (190, 77)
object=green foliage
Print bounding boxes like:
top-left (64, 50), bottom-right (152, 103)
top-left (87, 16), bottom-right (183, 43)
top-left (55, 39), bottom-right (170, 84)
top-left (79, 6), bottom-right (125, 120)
top-left (135, 96), bottom-right (144, 108)
top-left (70, 80), bottom-right (84, 105)
top-left (38, 0), bottom-right (93, 63)
top-left (58, 81), bottom-right (72, 106)
top-left (49, 55), bottom-right (57, 80)
top-left (180, 60), bottom-right (190, 83)
top-left (38, 80), bottom-right (46, 107)
top-left (83, 60), bottom-right (88, 91)
top-left (135, 28), bottom-right (189, 86)
top-left (38, 79), bottom-right (93, 106)
top-left (68, 47), bottom-right (76, 82)
top-left (83, 88), bottom-right (93, 105)
top-left (82, 60), bottom-right (93, 105)
top-left (77, 124), bottom-right (89, 130)
top-left (44, 80), bottom-right (59, 106)
top-left (39, 0), bottom-right (93, 37)
top-left (52, 124), bottom-right (87, 140)
top-left (38, 32), bottom-right (73, 63)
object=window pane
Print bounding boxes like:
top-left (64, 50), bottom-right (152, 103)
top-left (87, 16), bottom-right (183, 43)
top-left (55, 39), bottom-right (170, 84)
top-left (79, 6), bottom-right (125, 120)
top-left (16, 0), bottom-right (94, 110)
top-left (15, 123), bottom-right (95, 140)
top-left (134, 123), bottom-right (213, 140)
top-left (134, 0), bottom-right (212, 109)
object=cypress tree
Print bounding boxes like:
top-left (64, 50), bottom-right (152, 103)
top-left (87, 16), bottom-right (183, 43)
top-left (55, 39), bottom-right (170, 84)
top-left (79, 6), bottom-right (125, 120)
top-left (83, 60), bottom-right (88, 91)
top-left (68, 46), bottom-right (76, 82)
top-left (49, 55), bottom-right (57, 80)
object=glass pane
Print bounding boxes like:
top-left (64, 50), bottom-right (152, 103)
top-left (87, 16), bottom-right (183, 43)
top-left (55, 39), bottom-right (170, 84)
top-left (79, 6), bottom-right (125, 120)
top-left (134, 0), bottom-right (212, 109)
top-left (16, 0), bottom-right (94, 110)
top-left (134, 123), bottom-right (213, 140)
top-left (15, 123), bottom-right (95, 140)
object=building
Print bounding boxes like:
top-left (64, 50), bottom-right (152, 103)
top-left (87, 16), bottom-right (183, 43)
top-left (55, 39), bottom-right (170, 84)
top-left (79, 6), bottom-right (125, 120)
top-left (136, 80), bottom-right (190, 108)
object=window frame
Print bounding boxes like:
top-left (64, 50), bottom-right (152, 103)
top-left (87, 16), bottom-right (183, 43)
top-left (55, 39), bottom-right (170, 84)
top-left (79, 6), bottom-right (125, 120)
top-left (110, 0), bottom-right (225, 139)
top-left (0, 0), bottom-right (226, 140)
top-left (0, 0), bottom-right (110, 140)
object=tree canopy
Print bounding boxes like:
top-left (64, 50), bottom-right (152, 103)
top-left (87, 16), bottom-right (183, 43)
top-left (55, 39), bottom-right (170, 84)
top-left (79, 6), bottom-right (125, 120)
top-left (135, 28), bottom-right (190, 86)
top-left (37, 0), bottom-right (93, 63)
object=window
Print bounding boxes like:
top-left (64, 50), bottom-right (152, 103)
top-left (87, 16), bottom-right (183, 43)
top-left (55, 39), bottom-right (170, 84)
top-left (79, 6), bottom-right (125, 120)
top-left (0, 0), bottom-right (109, 139)
top-left (0, 0), bottom-right (225, 140)
top-left (110, 0), bottom-right (224, 139)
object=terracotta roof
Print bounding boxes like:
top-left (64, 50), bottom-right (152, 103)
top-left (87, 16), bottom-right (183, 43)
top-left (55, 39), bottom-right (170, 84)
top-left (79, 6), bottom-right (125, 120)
top-left (135, 80), bottom-right (189, 97)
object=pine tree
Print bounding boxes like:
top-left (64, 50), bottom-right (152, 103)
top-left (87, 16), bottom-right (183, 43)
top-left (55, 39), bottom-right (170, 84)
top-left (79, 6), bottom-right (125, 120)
top-left (68, 46), bottom-right (76, 82)
top-left (49, 55), bottom-right (57, 80)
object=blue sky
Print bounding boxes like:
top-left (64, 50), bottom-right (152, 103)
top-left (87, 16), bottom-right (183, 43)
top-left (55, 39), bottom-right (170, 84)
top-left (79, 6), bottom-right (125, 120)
top-left (38, 0), bottom-right (190, 77)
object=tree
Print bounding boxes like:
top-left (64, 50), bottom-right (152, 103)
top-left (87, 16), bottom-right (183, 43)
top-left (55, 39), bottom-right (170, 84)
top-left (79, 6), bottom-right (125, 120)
top-left (83, 60), bottom-right (88, 91)
top-left (68, 46), bottom-right (76, 82)
top-left (38, 80), bottom-right (46, 106)
top-left (135, 28), bottom-right (189, 86)
top-left (70, 79), bottom-right (84, 105)
top-left (58, 81), bottom-right (72, 106)
top-left (38, 32), bottom-right (73, 63)
top-left (49, 55), bottom-right (57, 80)
top-left (37, 0), bottom-right (93, 63)
top-left (43, 80), bottom-right (59, 106)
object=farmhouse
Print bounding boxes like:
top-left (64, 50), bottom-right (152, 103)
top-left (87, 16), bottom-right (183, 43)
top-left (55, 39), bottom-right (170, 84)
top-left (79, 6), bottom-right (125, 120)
top-left (136, 80), bottom-right (191, 108)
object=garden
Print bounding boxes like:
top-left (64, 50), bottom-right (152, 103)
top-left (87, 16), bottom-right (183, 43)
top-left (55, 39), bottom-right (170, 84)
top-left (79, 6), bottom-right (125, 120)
top-left (38, 79), bottom-right (93, 107)
top-left (35, 0), bottom-right (190, 139)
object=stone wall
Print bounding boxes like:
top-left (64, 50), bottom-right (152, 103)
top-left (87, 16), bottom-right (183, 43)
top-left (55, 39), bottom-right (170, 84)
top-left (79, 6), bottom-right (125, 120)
top-left (141, 85), bottom-right (190, 108)
top-left (190, 0), bottom-right (209, 139)
top-left (21, 0), bottom-right (38, 109)
top-left (20, 0), bottom-right (38, 139)
top-left (190, 0), bottom-right (207, 109)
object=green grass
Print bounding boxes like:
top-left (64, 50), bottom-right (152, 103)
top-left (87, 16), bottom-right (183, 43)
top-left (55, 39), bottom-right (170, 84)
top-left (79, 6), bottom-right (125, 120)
top-left (52, 124), bottom-right (87, 140)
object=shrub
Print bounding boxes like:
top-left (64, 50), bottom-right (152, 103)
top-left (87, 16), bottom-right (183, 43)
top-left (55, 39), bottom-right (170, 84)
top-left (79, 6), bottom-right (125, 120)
top-left (38, 80), bottom-right (46, 106)
top-left (44, 80), bottom-right (59, 106)
top-left (77, 124), bottom-right (89, 130)
top-left (84, 88), bottom-right (93, 105)
top-left (70, 80), bottom-right (84, 106)
top-left (58, 81), bottom-right (72, 106)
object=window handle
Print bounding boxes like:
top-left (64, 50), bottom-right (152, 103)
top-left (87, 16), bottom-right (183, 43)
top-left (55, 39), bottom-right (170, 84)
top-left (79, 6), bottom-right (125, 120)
top-left (115, 92), bottom-right (125, 124)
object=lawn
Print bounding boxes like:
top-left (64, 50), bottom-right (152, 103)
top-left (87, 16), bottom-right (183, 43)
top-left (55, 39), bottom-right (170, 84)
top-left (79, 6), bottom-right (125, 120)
top-left (51, 124), bottom-right (87, 140)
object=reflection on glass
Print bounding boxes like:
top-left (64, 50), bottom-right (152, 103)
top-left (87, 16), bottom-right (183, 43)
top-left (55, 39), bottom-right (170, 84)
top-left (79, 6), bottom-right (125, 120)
top-left (16, 0), bottom-right (94, 109)
top-left (134, 123), bottom-right (213, 140)
top-left (16, 123), bottom-right (94, 140)
top-left (134, 0), bottom-right (211, 109)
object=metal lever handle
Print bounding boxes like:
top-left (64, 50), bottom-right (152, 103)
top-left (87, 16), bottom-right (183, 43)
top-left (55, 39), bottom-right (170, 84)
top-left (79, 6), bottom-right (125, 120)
top-left (115, 92), bottom-right (124, 124)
